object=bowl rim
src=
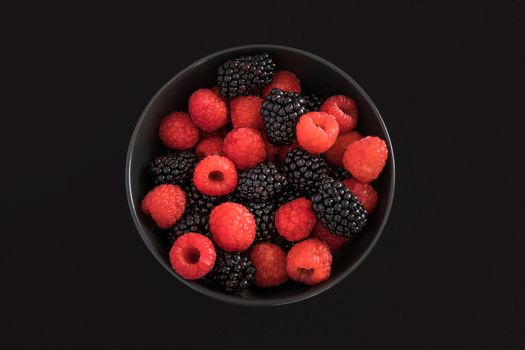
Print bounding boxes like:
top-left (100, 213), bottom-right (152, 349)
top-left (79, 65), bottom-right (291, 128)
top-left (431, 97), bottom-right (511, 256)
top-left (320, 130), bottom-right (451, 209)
top-left (125, 44), bottom-right (396, 306)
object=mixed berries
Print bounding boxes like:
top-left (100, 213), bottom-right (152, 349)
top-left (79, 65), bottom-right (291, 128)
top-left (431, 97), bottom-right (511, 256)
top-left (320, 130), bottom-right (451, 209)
top-left (140, 52), bottom-right (389, 294)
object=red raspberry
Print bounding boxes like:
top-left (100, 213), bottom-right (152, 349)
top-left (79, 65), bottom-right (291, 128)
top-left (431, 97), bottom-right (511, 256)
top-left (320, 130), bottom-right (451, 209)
top-left (263, 135), bottom-right (279, 163)
top-left (311, 223), bottom-right (349, 252)
top-left (193, 155), bottom-right (238, 196)
top-left (195, 136), bottom-right (224, 160)
top-left (286, 239), bottom-right (332, 285)
top-left (188, 88), bottom-right (228, 132)
top-left (343, 178), bottom-right (378, 213)
top-left (250, 243), bottom-right (288, 287)
top-left (141, 184), bottom-right (186, 229)
top-left (278, 142), bottom-right (299, 162)
top-left (275, 197), bottom-right (317, 242)
top-left (320, 95), bottom-right (359, 132)
top-left (169, 233), bottom-right (216, 280)
top-left (343, 136), bottom-right (388, 183)
top-left (211, 86), bottom-right (227, 102)
top-left (209, 202), bottom-right (256, 252)
top-left (296, 112), bottom-right (340, 154)
top-left (324, 131), bottom-right (363, 167)
top-left (262, 70), bottom-right (301, 97)
top-left (158, 111), bottom-right (199, 150)
top-left (223, 127), bottom-right (266, 170)
top-left (230, 96), bottom-right (264, 131)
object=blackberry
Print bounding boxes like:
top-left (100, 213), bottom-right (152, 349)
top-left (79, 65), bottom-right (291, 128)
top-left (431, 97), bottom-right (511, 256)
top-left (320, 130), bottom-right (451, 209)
top-left (303, 93), bottom-right (325, 112)
top-left (261, 89), bottom-right (307, 146)
top-left (209, 250), bottom-right (255, 293)
top-left (244, 202), bottom-right (277, 243)
top-left (185, 183), bottom-right (223, 217)
top-left (330, 166), bottom-right (352, 180)
top-left (275, 186), bottom-right (304, 206)
top-left (150, 151), bottom-right (196, 186)
top-left (217, 53), bottom-right (275, 99)
top-left (281, 148), bottom-right (330, 192)
top-left (311, 177), bottom-right (367, 238)
top-left (236, 163), bottom-right (287, 202)
top-left (165, 211), bottom-right (208, 246)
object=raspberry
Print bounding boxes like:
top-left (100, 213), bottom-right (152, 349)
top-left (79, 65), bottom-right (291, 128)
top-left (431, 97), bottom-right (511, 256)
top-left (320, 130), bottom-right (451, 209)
top-left (195, 137), bottom-right (224, 160)
top-left (296, 112), bottom-right (340, 154)
top-left (189, 88), bottom-right (229, 132)
top-left (159, 111), bottom-right (199, 150)
top-left (262, 70), bottom-right (301, 97)
top-left (250, 243), bottom-right (288, 287)
top-left (230, 96), bottom-right (264, 130)
top-left (343, 136), bottom-right (388, 183)
top-left (311, 223), bottom-right (349, 252)
top-left (343, 178), bottom-right (378, 213)
top-left (193, 155), bottom-right (238, 196)
top-left (141, 184), bottom-right (186, 229)
top-left (209, 202), bottom-right (256, 252)
top-left (286, 239), bottom-right (332, 285)
top-left (320, 95), bottom-right (359, 132)
top-left (211, 86), bottom-right (227, 102)
top-left (275, 197), bottom-right (317, 242)
top-left (263, 136), bottom-right (279, 163)
top-left (169, 233), bottom-right (216, 280)
top-left (324, 131), bottom-right (363, 167)
top-left (223, 127), bottom-right (266, 170)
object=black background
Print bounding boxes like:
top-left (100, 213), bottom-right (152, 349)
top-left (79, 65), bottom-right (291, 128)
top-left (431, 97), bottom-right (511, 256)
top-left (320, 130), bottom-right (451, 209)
top-left (4, 1), bottom-right (525, 349)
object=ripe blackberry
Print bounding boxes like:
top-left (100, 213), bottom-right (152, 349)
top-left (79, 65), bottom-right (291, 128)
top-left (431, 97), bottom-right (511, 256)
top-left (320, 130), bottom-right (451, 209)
top-left (281, 148), bottom-right (330, 192)
top-left (311, 177), bottom-right (368, 238)
top-left (217, 53), bottom-right (275, 99)
top-left (209, 250), bottom-right (255, 293)
top-left (244, 202), bottom-right (277, 243)
top-left (275, 186), bottom-right (304, 205)
top-left (150, 151), bottom-right (196, 186)
top-left (303, 93), bottom-right (325, 112)
top-left (330, 166), bottom-right (352, 180)
top-left (165, 211), bottom-right (208, 246)
top-left (236, 163), bottom-right (288, 202)
top-left (261, 89), bottom-right (308, 146)
top-left (185, 183), bottom-right (223, 217)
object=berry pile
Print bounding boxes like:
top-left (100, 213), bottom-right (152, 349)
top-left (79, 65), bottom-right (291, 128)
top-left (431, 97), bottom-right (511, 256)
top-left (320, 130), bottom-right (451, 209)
top-left (141, 52), bottom-right (389, 294)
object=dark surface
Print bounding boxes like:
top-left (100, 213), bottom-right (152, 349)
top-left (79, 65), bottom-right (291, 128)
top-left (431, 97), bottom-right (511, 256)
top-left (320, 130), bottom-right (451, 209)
top-left (3, 0), bottom-right (525, 349)
top-left (127, 45), bottom-right (395, 306)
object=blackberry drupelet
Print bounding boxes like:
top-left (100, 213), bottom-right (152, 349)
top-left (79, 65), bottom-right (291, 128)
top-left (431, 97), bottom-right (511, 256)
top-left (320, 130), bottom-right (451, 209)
top-left (311, 177), bottom-right (368, 238)
top-left (185, 183), bottom-right (223, 217)
top-left (275, 185), bottom-right (304, 206)
top-left (244, 202), bottom-right (277, 243)
top-left (150, 151), bottom-right (196, 186)
top-left (303, 93), bottom-right (325, 112)
top-left (261, 89), bottom-right (308, 146)
top-left (236, 162), bottom-right (288, 202)
top-left (209, 250), bottom-right (255, 293)
top-left (330, 166), bottom-right (352, 180)
top-left (281, 148), bottom-right (331, 192)
top-left (165, 211), bottom-right (208, 246)
top-left (217, 53), bottom-right (275, 98)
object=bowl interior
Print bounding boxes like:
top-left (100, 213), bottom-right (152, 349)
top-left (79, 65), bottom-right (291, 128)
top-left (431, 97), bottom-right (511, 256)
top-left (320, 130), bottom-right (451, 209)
top-left (126, 45), bottom-right (395, 306)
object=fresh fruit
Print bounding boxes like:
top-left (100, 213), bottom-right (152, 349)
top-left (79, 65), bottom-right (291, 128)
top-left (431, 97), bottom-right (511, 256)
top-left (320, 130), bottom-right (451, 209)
top-left (324, 131), bottom-right (363, 167)
top-left (195, 137), bottom-right (224, 160)
top-left (169, 233), bottom-right (216, 280)
top-left (188, 88), bottom-right (229, 132)
top-left (230, 96), bottom-right (264, 130)
top-left (217, 53), bottom-right (275, 99)
top-left (311, 223), bottom-right (349, 252)
top-left (209, 202), bottom-right (256, 252)
top-left (330, 166), bottom-right (352, 180)
top-left (263, 135), bottom-right (279, 163)
top-left (261, 89), bottom-right (307, 146)
top-left (150, 151), bottom-right (196, 186)
top-left (159, 111), bottom-right (199, 150)
top-left (275, 186), bottom-right (304, 206)
top-left (244, 202), bottom-right (277, 243)
top-left (311, 178), bottom-right (367, 237)
top-left (236, 162), bottom-right (287, 202)
top-left (343, 136), bottom-right (388, 183)
top-left (193, 155), bottom-right (238, 196)
top-left (277, 142), bottom-right (298, 162)
top-left (286, 239), bottom-right (332, 285)
top-left (303, 93), bottom-right (325, 112)
top-left (275, 197), bottom-right (317, 242)
top-left (262, 70), bottom-right (301, 97)
top-left (250, 243), bottom-right (288, 287)
top-left (281, 148), bottom-right (330, 192)
top-left (165, 211), bottom-right (208, 246)
top-left (209, 250), bottom-right (255, 293)
top-left (141, 184), bottom-right (186, 229)
top-left (223, 127), bottom-right (266, 170)
top-left (296, 111), bottom-right (340, 154)
top-left (343, 178), bottom-right (378, 213)
top-left (184, 182), bottom-right (223, 217)
top-left (320, 95), bottom-right (359, 132)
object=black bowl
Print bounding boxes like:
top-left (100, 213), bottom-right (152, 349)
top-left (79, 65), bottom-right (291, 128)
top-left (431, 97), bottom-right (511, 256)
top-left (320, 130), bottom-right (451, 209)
top-left (126, 45), bottom-right (395, 306)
